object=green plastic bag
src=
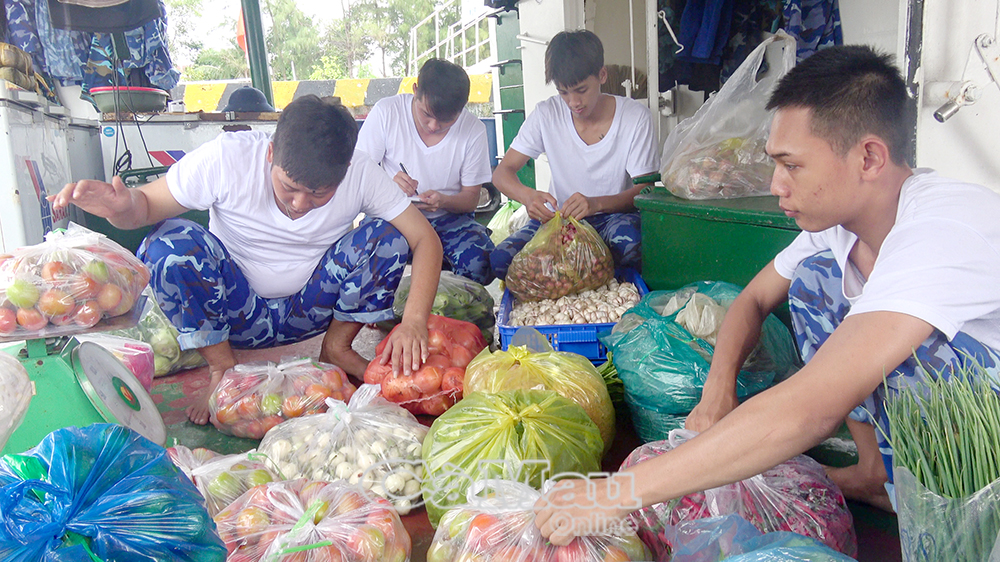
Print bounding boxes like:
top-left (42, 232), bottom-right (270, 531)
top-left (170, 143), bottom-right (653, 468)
top-left (421, 389), bottom-right (603, 527)
top-left (390, 271), bottom-right (495, 332)
top-left (601, 281), bottom-right (798, 443)
top-left (487, 200), bottom-right (523, 245)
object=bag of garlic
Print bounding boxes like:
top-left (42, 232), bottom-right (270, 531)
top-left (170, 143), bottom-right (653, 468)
top-left (601, 281), bottom-right (798, 442)
top-left (464, 339), bottom-right (616, 454)
top-left (257, 384), bottom-right (428, 515)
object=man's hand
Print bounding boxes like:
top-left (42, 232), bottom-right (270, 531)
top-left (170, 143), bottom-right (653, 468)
top-left (414, 190), bottom-right (442, 213)
top-left (686, 388), bottom-right (739, 432)
top-left (48, 176), bottom-right (133, 218)
top-left (379, 317), bottom-right (429, 376)
top-left (533, 477), bottom-right (637, 546)
top-left (526, 190), bottom-right (558, 222)
top-left (393, 170), bottom-right (419, 196)
top-left (560, 192), bottom-right (596, 220)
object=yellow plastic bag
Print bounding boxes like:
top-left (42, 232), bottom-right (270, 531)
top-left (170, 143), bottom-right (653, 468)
top-left (505, 212), bottom-right (614, 302)
top-left (465, 344), bottom-right (615, 454)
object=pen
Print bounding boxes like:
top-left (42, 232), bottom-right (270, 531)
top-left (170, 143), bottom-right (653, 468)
top-left (399, 163), bottom-right (409, 176)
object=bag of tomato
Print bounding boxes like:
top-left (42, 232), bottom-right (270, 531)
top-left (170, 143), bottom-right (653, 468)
top-left (364, 315), bottom-right (488, 416)
top-left (209, 357), bottom-right (356, 439)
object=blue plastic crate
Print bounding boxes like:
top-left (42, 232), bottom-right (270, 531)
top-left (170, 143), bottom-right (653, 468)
top-left (497, 268), bottom-right (650, 363)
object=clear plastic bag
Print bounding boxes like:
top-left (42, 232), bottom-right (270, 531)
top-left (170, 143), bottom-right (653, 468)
top-left (167, 444), bottom-right (220, 480)
top-left (209, 357), bottom-right (357, 439)
top-left (214, 478), bottom-right (410, 562)
top-left (428, 479), bottom-right (650, 562)
top-left (0, 222), bottom-right (150, 338)
top-left (111, 287), bottom-right (207, 376)
top-left (364, 315), bottom-right (488, 416)
top-left (421, 388), bottom-right (603, 527)
top-left (660, 32), bottom-right (797, 200)
top-left (601, 281), bottom-right (798, 442)
top-left (390, 271), bottom-right (495, 332)
top-left (505, 212), bottom-right (614, 302)
top-left (894, 465), bottom-right (1000, 561)
top-left (622, 429), bottom-right (857, 558)
top-left (0, 424), bottom-right (227, 562)
top-left (257, 385), bottom-right (428, 514)
top-left (189, 450), bottom-right (278, 517)
top-left (464, 341), bottom-right (616, 454)
top-left (487, 200), bottom-right (524, 245)
top-left (0, 352), bottom-right (31, 452)
top-left (74, 333), bottom-right (155, 391)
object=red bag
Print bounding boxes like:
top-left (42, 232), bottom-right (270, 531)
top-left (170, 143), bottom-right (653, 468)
top-left (364, 315), bottom-right (488, 416)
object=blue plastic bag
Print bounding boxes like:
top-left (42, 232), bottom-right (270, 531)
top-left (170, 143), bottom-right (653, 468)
top-left (664, 514), bottom-right (854, 562)
top-left (601, 281), bottom-right (798, 442)
top-left (0, 424), bottom-right (226, 561)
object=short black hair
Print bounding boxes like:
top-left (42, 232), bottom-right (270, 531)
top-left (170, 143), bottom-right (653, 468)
top-left (415, 58), bottom-right (470, 121)
top-left (766, 45), bottom-right (911, 165)
top-left (545, 30), bottom-right (604, 88)
top-left (271, 95), bottom-right (357, 190)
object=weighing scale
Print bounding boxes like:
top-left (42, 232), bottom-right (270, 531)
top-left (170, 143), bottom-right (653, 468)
top-left (0, 305), bottom-right (167, 455)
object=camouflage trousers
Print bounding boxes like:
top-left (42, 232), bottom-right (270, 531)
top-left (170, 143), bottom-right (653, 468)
top-left (489, 211), bottom-right (641, 280)
top-left (789, 251), bottom-right (1000, 482)
top-left (137, 218), bottom-right (409, 351)
top-left (427, 212), bottom-right (495, 285)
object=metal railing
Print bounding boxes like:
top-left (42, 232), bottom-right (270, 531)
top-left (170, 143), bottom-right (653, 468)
top-left (408, 0), bottom-right (492, 74)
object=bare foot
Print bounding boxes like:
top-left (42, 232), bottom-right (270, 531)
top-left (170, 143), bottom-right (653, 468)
top-left (186, 391), bottom-right (213, 425)
top-left (825, 464), bottom-right (894, 512)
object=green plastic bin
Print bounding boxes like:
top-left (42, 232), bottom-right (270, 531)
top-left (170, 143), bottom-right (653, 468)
top-left (637, 189), bottom-right (800, 291)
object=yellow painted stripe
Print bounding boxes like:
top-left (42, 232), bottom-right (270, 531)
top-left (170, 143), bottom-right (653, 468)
top-left (397, 76), bottom-right (417, 95)
top-left (469, 74), bottom-right (492, 104)
top-left (272, 80), bottom-right (299, 110)
top-left (334, 79), bottom-right (370, 108)
top-left (183, 82), bottom-right (229, 113)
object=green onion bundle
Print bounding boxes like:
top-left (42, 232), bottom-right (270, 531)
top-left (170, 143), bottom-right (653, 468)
top-left (884, 358), bottom-right (1000, 560)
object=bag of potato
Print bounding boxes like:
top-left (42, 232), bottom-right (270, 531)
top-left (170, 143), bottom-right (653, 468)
top-left (209, 357), bottom-right (356, 439)
top-left (364, 314), bottom-right (488, 416)
top-left (0, 222), bottom-right (149, 338)
top-left (214, 479), bottom-right (410, 562)
top-left (428, 479), bottom-right (651, 562)
top-left (505, 212), bottom-right (614, 302)
top-left (257, 384), bottom-right (428, 514)
top-left (421, 388), bottom-right (603, 527)
top-left (464, 342), bottom-right (615, 454)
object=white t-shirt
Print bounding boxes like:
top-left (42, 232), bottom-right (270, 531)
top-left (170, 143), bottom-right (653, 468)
top-left (774, 169), bottom-right (1000, 350)
top-left (355, 93), bottom-right (492, 219)
top-left (510, 94), bottom-right (659, 205)
top-left (166, 131), bottom-right (410, 299)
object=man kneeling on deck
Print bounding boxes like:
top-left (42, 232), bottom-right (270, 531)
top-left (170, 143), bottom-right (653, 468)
top-left (50, 95), bottom-right (442, 425)
top-left (533, 44), bottom-right (1000, 543)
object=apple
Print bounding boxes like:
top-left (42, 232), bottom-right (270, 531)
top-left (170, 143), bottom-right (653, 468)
top-left (602, 545), bottom-right (629, 562)
top-left (464, 513), bottom-right (499, 553)
top-left (426, 541), bottom-right (451, 562)
top-left (83, 259), bottom-right (110, 283)
top-left (245, 468), bottom-right (273, 488)
top-left (333, 490), bottom-right (367, 515)
top-left (0, 307), bottom-right (16, 335)
top-left (445, 509), bottom-right (475, 540)
top-left (16, 307), bottom-right (46, 331)
top-left (37, 288), bottom-right (75, 317)
top-left (96, 283), bottom-right (122, 311)
top-left (207, 472), bottom-right (243, 500)
top-left (311, 545), bottom-right (345, 562)
top-left (6, 278), bottom-right (39, 309)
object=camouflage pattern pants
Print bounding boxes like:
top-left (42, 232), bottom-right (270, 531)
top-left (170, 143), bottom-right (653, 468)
top-left (789, 251), bottom-right (1000, 482)
top-left (137, 218), bottom-right (409, 351)
top-left (428, 212), bottom-right (495, 285)
top-left (489, 212), bottom-right (641, 280)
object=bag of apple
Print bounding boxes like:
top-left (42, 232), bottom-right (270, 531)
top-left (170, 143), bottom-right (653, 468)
top-left (214, 478), bottom-right (410, 562)
top-left (189, 451), bottom-right (279, 517)
top-left (0, 223), bottom-right (150, 337)
top-left (257, 384), bottom-right (428, 515)
top-left (505, 212), bottom-right (614, 302)
top-left (167, 444), bottom-right (220, 480)
top-left (364, 314), bottom-right (488, 416)
top-left (428, 479), bottom-right (650, 562)
top-left (209, 357), bottom-right (357, 439)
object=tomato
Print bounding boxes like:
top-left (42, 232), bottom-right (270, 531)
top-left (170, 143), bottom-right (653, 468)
top-left (281, 395), bottom-right (307, 418)
top-left (15, 307), bottom-right (46, 331)
top-left (40, 260), bottom-right (70, 281)
top-left (235, 395), bottom-right (262, 418)
top-left (0, 307), bottom-right (16, 335)
top-left (73, 300), bottom-right (102, 328)
top-left (214, 404), bottom-right (240, 426)
top-left (441, 367), bottom-right (465, 393)
top-left (464, 513), bottom-right (500, 553)
top-left (320, 366), bottom-right (347, 390)
top-left (305, 383), bottom-right (332, 404)
top-left (96, 283), bottom-right (123, 311)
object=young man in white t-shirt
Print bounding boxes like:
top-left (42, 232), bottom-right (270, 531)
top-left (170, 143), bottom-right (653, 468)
top-left (49, 96), bottom-right (443, 425)
top-left (532, 46), bottom-right (1000, 544)
top-left (490, 30), bottom-right (659, 280)
top-left (356, 59), bottom-right (495, 285)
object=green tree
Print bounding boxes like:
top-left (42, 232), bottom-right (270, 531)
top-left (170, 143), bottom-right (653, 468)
top-left (184, 40), bottom-right (250, 81)
top-left (162, 0), bottom-right (205, 66)
top-left (262, 0), bottom-right (324, 80)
